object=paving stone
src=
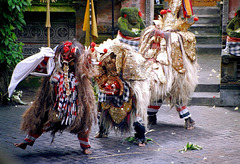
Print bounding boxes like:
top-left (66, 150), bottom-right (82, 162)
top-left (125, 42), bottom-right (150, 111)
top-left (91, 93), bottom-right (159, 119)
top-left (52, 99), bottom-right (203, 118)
top-left (0, 104), bottom-right (240, 163)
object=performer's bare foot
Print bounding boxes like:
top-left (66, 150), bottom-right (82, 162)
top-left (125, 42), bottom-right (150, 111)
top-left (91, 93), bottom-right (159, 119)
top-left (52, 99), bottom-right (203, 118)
top-left (138, 142), bottom-right (146, 147)
top-left (83, 148), bottom-right (92, 155)
top-left (14, 143), bottom-right (27, 150)
top-left (185, 117), bottom-right (195, 130)
top-left (94, 132), bottom-right (108, 138)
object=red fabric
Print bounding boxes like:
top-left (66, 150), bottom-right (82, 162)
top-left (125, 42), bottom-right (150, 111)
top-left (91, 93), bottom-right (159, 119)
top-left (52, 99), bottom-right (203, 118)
top-left (148, 105), bottom-right (161, 109)
top-left (29, 133), bottom-right (41, 138)
top-left (118, 31), bottom-right (140, 41)
top-left (80, 143), bottom-right (90, 148)
top-left (78, 131), bottom-right (90, 148)
top-left (227, 36), bottom-right (240, 42)
top-left (176, 106), bottom-right (187, 112)
top-left (78, 137), bottom-right (89, 142)
top-left (24, 138), bottom-right (34, 143)
top-left (34, 57), bottom-right (49, 73)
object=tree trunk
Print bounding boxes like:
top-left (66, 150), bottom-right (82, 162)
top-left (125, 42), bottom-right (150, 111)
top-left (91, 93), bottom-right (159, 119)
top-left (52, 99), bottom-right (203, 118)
top-left (0, 62), bottom-right (10, 106)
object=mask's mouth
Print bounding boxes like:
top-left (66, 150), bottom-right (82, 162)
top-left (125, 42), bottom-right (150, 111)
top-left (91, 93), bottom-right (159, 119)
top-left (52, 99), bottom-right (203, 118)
top-left (100, 81), bottom-right (120, 95)
top-left (61, 52), bottom-right (75, 64)
top-left (151, 42), bottom-right (161, 50)
top-left (150, 30), bottom-right (165, 50)
top-left (100, 80), bottom-right (120, 95)
top-left (90, 59), bottom-right (101, 65)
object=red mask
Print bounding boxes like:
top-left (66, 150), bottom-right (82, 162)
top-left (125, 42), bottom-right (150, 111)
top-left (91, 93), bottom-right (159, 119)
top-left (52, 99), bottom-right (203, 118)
top-left (101, 79), bottom-right (120, 95)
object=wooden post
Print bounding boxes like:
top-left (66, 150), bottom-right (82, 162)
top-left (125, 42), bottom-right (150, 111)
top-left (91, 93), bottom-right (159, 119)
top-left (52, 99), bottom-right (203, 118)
top-left (46, 0), bottom-right (51, 47)
top-left (112, 0), bottom-right (114, 39)
top-left (89, 0), bottom-right (92, 44)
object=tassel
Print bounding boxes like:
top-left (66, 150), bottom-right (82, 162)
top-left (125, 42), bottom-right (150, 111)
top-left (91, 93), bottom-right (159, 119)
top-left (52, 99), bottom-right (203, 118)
top-left (182, 0), bottom-right (194, 18)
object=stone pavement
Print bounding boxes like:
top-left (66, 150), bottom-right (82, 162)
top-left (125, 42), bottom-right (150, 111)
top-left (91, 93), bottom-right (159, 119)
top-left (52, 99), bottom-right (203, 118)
top-left (196, 54), bottom-right (221, 85)
top-left (1, 54), bottom-right (240, 164)
top-left (0, 102), bottom-right (240, 164)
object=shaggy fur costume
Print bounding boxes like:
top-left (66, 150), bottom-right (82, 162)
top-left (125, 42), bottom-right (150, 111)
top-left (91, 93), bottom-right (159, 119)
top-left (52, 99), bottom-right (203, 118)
top-left (92, 26), bottom-right (198, 132)
top-left (138, 26), bottom-right (199, 107)
top-left (92, 0), bottom-right (199, 135)
top-left (20, 40), bottom-right (97, 137)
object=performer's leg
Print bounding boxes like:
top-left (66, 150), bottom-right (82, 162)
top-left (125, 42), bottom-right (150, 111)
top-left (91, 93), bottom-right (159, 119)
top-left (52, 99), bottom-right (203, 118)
top-left (147, 100), bottom-right (162, 125)
top-left (14, 122), bottom-right (52, 149)
top-left (175, 104), bottom-right (195, 130)
top-left (78, 130), bottom-right (92, 155)
top-left (94, 117), bottom-right (110, 138)
top-left (94, 105), bottom-right (110, 138)
top-left (14, 130), bottom-right (43, 149)
top-left (133, 116), bottom-right (146, 147)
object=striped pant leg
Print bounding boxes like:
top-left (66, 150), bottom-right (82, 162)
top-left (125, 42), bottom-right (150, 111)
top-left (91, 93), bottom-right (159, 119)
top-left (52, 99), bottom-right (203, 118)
top-left (23, 123), bottom-right (50, 146)
top-left (175, 104), bottom-right (191, 119)
top-left (78, 130), bottom-right (91, 150)
top-left (147, 105), bottom-right (161, 116)
top-left (147, 100), bottom-right (162, 116)
top-left (147, 100), bottom-right (162, 124)
top-left (23, 131), bottom-right (43, 146)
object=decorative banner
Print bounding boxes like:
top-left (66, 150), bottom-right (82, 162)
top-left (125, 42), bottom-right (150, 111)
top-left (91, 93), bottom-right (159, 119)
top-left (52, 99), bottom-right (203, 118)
top-left (182, 0), bottom-right (194, 18)
top-left (83, 0), bottom-right (98, 46)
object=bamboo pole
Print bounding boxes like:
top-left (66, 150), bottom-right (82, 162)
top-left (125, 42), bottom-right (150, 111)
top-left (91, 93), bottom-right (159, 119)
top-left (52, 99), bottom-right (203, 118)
top-left (112, 0), bottom-right (114, 39)
top-left (89, 0), bottom-right (92, 44)
top-left (45, 0), bottom-right (51, 47)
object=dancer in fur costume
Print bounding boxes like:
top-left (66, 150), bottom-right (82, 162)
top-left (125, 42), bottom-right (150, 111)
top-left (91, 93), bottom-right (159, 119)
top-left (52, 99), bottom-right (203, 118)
top-left (13, 40), bottom-right (97, 154)
top-left (92, 0), bottom-right (199, 133)
top-left (91, 40), bottom-right (148, 146)
top-left (138, 0), bottom-right (199, 129)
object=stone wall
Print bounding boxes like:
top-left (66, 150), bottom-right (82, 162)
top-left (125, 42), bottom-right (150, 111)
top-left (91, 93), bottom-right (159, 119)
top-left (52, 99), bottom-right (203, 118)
top-left (83, 0), bottom-right (154, 43)
top-left (121, 0), bottom-right (154, 26)
top-left (18, 0), bottom-right (155, 53)
top-left (121, 0), bottom-right (146, 20)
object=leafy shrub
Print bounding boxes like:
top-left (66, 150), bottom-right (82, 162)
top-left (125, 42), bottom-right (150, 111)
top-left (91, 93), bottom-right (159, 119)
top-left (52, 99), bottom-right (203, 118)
top-left (0, 0), bottom-right (31, 68)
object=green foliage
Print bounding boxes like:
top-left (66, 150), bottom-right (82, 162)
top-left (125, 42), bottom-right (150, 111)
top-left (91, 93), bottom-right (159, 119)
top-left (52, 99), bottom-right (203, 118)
top-left (179, 142), bottom-right (202, 152)
top-left (0, 0), bottom-right (31, 69)
top-left (125, 136), bottom-right (152, 143)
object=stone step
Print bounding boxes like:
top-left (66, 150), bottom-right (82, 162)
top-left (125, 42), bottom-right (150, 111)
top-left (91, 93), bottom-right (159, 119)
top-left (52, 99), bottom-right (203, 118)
top-left (194, 14), bottom-right (221, 24)
top-left (165, 3), bottom-right (220, 15)
top-left (195, 84), bottom-right (220, 92)
top-left (196, 44), bottom-right (222, 49)
top-left (189, 91), bottom-right (220, 106)
top-left (195, 35), bottom-right (222, 44)
top-left (196, 44), bottom-right (222, 55)
top-left (189, 24), bottom-right (221, 35)
top-left (179, 7), bottom-right (220, 17)
top-left (191, 6), bottom-right (220, 15)
top-left (190, 83), bottom-right (221, 106)
top-left (180, 14), bottom-right (221, 24)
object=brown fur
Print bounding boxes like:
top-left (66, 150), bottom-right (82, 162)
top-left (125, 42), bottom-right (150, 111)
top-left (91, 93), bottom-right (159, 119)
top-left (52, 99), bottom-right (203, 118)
top-left (20, 40), bottom-right (97, 136)
top-left (20, 76), bottom-right (54, 134)
top-left (69, 43), bottom-right (97, 135)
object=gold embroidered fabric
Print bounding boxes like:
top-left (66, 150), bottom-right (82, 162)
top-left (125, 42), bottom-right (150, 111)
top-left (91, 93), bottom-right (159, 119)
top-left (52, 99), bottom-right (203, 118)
top-left (178, 31), bottom-right (196, 61)
top-left (171, 33), bottom-right (186, 73)
top-left (122, 50), bottom-right (149, 80)
top-left (101, 99), bottom-right (132, 124)
top-left (63, 63), bottom-right (71, 96)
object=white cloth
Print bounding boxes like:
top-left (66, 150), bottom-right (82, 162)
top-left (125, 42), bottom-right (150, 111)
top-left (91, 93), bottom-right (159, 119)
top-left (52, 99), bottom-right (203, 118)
top-left (224, 41), bottom-right (240, 56)
top-left (8, 47), bottom-right (55, 97)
